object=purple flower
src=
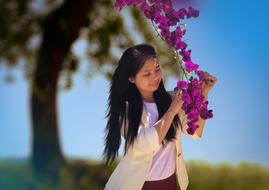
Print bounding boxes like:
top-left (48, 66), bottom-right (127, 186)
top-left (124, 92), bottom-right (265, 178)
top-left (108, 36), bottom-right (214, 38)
top-left (166, 9), bottom-right (179, 26)
top-left (187, 6), bottom-right (199, 18)
top-left (175, 39), bottom-right (187, 50)
top-left (125, 0), bottom-right (133, 6)
top-left (181, 50), bottom-right (191, 62)
top-left (207, 110), bottom-right (213, 118)
top-left (185, 61), bottom-right (199, 73)
top-left (145, 4), bottom-right (160, 20)
top-left (201, 109), bottom-right (213, 119)
top-left (174, 27), bottom-right (185, 37)
top-left (113, 1), bottom-right (124, 11)
top-left (182, 92), bottom-right (191, 104)
top-left (192, 89), bottom-right (203, 102)
top-left (161, 29), bottom-right (171, 39)
top-left (176, 8), bottom-right (187, 19)
top-left (187, 110), bottom-right (199, 121)
top-left (160, 0), bottom-right (173, 12)
top-left (166, 33), bottom-right (177, 46)
top-left (177, 80), bottom-right (188, 89)
top-left (190, 79), bottom-right (201, 90)
top-left (139, 2), bottom-right (151, 12)
top-left (186, 122), bottom-right (198, 135)
top-left (199, 106), bottom-right (208, 115)
top-left (132, 0), bottom-right (145, 6)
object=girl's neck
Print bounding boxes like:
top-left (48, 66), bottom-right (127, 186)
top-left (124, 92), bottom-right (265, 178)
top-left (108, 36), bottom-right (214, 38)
top-left (141, 93), bottom-right (155, 103)
top-left (143, 99), bottom-right (155, 103)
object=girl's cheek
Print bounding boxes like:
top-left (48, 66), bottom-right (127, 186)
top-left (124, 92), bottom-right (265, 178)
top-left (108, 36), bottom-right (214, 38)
top-left (158, 72), bottom-right (163, 79)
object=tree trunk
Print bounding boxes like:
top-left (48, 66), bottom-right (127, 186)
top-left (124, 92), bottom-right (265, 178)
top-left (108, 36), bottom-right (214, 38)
top-left (30, 0), bottom-right (93, 179)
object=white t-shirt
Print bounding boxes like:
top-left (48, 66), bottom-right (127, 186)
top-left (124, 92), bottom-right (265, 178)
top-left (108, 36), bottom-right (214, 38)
top-left (143, 101), bottom-right (176, 181)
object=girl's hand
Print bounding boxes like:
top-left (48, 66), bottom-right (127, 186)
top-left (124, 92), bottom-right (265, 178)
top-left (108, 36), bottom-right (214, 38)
top-left (201, 71), bottom-right (217, 97)
top-left (168, 89), bottom-right (183, 115)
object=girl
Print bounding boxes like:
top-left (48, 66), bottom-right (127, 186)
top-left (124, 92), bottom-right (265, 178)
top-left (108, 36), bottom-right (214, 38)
top-left (102, 44), bottom-right (217, 190)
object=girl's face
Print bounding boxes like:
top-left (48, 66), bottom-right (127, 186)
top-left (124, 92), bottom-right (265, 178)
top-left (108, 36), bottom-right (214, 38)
top-left (128, 57), bottom-right (163, 95)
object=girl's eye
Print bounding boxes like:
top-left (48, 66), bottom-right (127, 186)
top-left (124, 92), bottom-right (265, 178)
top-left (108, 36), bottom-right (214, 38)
top-left (144, 69), bottom-right (160, 77)
top-left (144, 73), bottom-right (150, 77)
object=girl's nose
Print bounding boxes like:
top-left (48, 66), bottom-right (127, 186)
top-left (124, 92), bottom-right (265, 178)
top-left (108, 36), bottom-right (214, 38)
top-left (153, 72), bottom-right (160, 79)
top-left (152, 76), bottom-right (160, 83)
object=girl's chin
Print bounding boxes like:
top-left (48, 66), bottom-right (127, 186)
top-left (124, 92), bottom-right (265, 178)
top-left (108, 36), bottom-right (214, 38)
top-left (148, 85), bottom-right (159, 90)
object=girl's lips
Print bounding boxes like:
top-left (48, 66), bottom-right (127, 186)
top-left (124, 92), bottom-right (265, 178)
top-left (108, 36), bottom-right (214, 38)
top-left (150, 80), bottom-right (160, 86)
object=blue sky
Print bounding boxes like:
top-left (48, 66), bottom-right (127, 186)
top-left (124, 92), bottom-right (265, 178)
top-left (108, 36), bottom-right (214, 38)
top-left (0, 0), bottom-right (269, 166)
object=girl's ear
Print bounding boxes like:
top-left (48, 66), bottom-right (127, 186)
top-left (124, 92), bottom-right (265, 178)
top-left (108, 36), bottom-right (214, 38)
top-left (128, 77), bottom-right (135, 84)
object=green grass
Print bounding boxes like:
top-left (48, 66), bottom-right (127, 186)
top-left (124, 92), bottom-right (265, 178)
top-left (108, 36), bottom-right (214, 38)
top-left (0, 158), bottom-right (268, 190)
top-left (186, 160), bottom-right (269, 190)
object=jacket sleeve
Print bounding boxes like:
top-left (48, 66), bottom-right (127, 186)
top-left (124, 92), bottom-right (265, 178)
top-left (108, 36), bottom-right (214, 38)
top-left (178, 108), bottom-right (201, 140)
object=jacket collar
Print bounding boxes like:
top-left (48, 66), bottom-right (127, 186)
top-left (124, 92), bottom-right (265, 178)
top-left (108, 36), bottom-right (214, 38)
top-left (141, 103), bottom-right (149, 127)
top-left (141, 102), bottom-right (181, 141)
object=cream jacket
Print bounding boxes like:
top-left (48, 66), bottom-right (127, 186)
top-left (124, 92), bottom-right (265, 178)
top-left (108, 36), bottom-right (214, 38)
top-left (104, 98), bottom-right (201, 190)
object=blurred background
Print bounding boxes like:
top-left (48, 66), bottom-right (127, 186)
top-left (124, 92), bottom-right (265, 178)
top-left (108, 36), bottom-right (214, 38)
top-left (0, 0), bottom-right (269, 189)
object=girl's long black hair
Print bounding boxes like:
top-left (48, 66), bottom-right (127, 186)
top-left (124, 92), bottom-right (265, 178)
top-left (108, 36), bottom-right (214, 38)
top-left (102, 44), bottom-right (182, 166)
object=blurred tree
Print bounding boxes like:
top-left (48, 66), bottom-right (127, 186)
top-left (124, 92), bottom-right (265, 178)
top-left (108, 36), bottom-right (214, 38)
top-left (0, 0), bottom-right (181, 180)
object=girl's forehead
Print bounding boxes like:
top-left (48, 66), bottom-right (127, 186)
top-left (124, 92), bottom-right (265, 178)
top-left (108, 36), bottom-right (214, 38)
top-left (143, 58), bottom-right (159, 68)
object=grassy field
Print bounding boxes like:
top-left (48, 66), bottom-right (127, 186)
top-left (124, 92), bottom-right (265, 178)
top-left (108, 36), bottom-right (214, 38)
top-left (0, 158), bottom-right (268, 190)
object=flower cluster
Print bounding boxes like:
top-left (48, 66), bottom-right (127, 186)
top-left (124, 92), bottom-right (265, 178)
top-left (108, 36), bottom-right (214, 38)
top-left (177, 75), bottom-right (213, 134)
top-left (113, 0), bottom-right (213, 135)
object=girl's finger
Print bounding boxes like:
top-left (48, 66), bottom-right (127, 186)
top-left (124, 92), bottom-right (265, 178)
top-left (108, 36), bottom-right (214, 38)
top-left (204, 71), bottom-right (210, 77)
top-left (209, 76), bottom-right (217, 82)
top-left (207, 73), bottom-right (216, 80)
top-left (179, 94), bottom-right (183, 100)
top-left (205, 75), bottom-right (217, 82)
top-left (175, 89), bottom-right (180, 96)
top-left (172, 89), bottom-right (179, 99)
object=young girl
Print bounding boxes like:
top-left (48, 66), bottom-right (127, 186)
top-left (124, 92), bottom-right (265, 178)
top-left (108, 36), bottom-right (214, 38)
top-left (102, 44), bottom-right (217, 190)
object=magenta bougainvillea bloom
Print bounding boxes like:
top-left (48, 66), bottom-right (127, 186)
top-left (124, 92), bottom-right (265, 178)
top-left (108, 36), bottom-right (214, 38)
top-left (185, 61), bottom-right (199, 73)
top-left (113, 0), bottom-right (213, 135)
top-left (177, 80), bottom-right (188, 90)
